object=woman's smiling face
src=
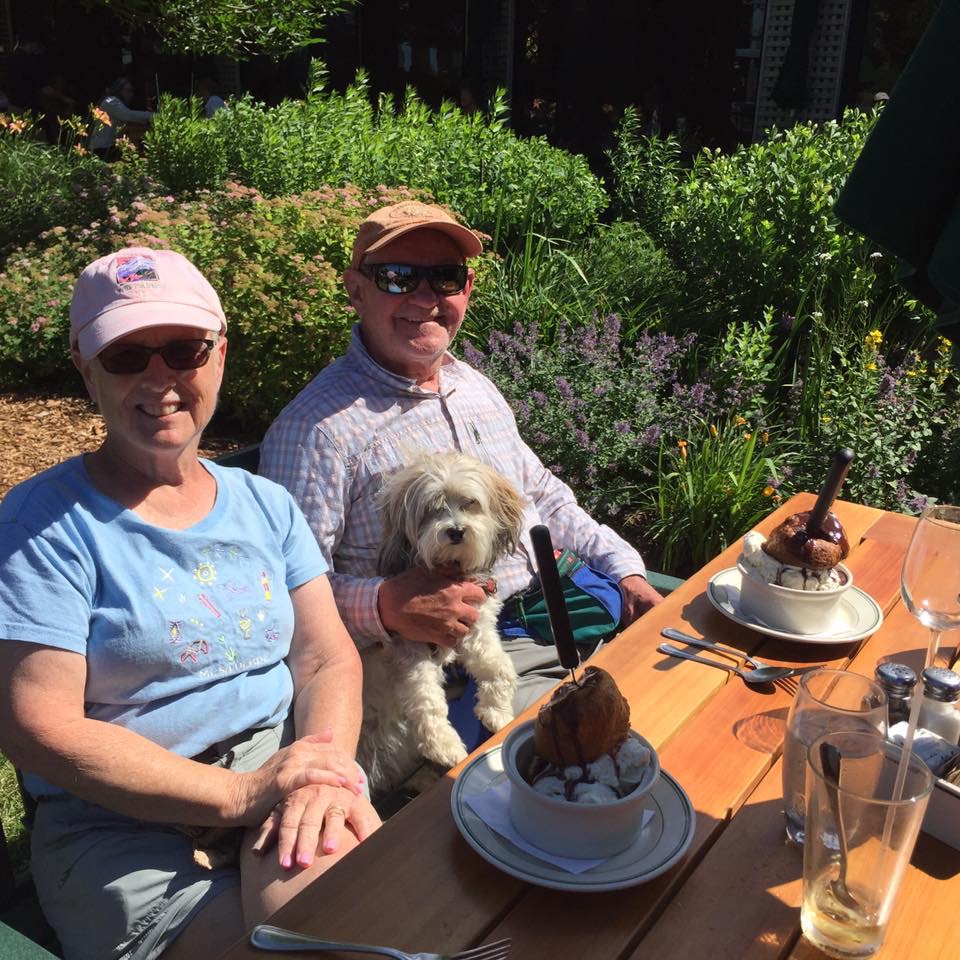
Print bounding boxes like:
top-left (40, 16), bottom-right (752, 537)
top-left (76, 324), bottom-right (227, 461)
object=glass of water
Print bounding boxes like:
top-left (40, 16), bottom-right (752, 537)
top-left (801, 728), bottom-right (934, 958)
top-left (782, 668), bottom-right (887, 844)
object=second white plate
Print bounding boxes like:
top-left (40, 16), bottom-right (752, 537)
top-left (706, 566), bottom-right (883, 644)
top-left (451, 745), bottom-right (695, 892)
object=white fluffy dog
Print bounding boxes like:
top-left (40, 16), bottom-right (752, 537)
top-left (358, 451), bottom-right (524, 794)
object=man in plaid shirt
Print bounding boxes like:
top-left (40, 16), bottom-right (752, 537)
top-left (260, 201), bottom-right (663, 712)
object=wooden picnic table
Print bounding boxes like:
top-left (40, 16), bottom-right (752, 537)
top-left (220, 493), bottom-right (960, 960)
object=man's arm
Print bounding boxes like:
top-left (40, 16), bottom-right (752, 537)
top-left (514, 432), bottom-right (663, 623)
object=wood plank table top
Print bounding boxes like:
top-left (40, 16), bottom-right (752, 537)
top-left (220, 493), bottom-right (960, 960)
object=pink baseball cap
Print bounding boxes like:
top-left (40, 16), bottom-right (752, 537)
top-left (70, 247), bottom-right (227, 361)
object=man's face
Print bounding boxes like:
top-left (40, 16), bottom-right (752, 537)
top-left (345, 230), bottom-right (474, 384)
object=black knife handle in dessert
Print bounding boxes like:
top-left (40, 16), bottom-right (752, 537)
top-left (806, 448), bottom-right (855, 534)
top-left (530, 524), bottom-right (580, 672)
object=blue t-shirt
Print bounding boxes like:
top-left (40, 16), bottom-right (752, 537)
top-left (0, 457), bottom-right (327, 793)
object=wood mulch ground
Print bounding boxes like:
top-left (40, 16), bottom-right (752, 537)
top-left (0, 391), bottom-right (248, 498)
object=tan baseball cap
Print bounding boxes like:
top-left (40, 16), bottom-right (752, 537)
top-left (351, 201), bottom-right (482, 269)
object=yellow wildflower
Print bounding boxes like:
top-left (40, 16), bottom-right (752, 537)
top-left (73, 144), bottom-right (88, 156)
top-left (763, 485), bottom-right (775, 497)
top-left (866, 362), bottom-right (877, 371)
top-left (710, 424), bottom-right (718, 438)
top-left (822, 415), bottom-right (832, 424)
top-left (743, 432), bottom-right (752, 441)
top-left (865, 329), bottom-right (883, 348)
top-left (762, 430), bottom-right (769, 445)
top-left (677, 439), bottom-right (688, 461)
top-left (735, 416), bottom-right (747, 426)
top-left (938, 336), bottom-right (952, 354)
top-left (8, 118), bottom-right (27, 135)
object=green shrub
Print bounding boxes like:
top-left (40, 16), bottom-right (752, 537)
top-left (786, 299), bottom-right (959, 511)
top-left (642, 417), bottom-right (794, 577)
top-left (608, 107), bottom-right (899, 328)
top-left (144, 68), bottom-right (607, 249)
top-left (0, 181), bottom-right (430, 428)
top-left (0, 114), bottom-right (155, 257)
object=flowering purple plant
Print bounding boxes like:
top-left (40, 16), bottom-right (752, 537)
top-left (461, 314), bottom-right (729, 523)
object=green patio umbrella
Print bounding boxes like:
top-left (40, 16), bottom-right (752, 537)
top-left (834, 0), bottom-right (960, 338)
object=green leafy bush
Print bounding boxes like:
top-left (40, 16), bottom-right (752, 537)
top-left (608, 108), bottom-right (897, 328)
top-left (786, 300), bottom-right (958, 511)
top-left (0, 181), bottom-right (425, 428)
top-left (145, 69), bottom-right (607, 249)
top-left (643, 418), bottom-right (794, 577)
top-left (0, 114), bottom-right (155, 257)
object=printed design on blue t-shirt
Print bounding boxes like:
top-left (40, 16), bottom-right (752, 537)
top-left (152, 541), bottom-right (279, 670)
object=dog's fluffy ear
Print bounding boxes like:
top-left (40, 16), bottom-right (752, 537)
top-left (377, 469), bottom-right (416, 576)
top-left (488, 468), bottom-right (525, 557)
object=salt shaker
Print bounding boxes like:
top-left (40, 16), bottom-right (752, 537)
top-left (917, 666), bottom-right (960, 745)
top-left (874, 662), bottom-right (917, 726)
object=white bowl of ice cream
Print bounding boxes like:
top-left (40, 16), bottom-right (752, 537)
top-left (738, 527), bottom-right (853, 635)
top-left (502, 669), bottom-right (660, 858)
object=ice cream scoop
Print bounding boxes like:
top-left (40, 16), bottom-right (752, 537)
top-left (763, 510), bottom-right (850, 570)
top-left (764, 449), bottom-right (854, 570)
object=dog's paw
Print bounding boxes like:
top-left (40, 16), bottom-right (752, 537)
top-left (421, 727), bottom-right (468, 769)
top-left (475, 704), bottom-right (514, 732)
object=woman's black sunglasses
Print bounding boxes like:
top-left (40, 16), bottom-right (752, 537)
top-left (358, 263), bottom-right (468, 296)
top-left (98, 338), bottom-right (217, 375)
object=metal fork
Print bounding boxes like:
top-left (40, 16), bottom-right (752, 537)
top-left (250, 925), bottom-right (511, 960)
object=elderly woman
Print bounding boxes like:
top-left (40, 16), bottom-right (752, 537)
top-left (0, 248), bottom-right (380, 960)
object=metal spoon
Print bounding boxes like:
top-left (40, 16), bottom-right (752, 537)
top-left (657, 643), bottom-right (798, 685)
top-left (818, 741), bottom-right (861, 911)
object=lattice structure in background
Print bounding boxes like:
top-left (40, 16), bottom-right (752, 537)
top-left (753, 0), bottom-right (853, 140)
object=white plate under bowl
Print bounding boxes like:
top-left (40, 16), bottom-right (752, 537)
top-left (706, 566), bottom-right (883, 644)
top-left (451, 744), bottom-right (695, 892)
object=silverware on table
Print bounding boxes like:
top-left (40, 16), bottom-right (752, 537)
top-left (661, 627), bottom-right (769, 670)
top-left (249, 925), bottom-right (511, 960)
top-left (657, 643), bottom-right (799, 686)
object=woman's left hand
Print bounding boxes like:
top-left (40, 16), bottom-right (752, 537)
top-left (252, 783), bottom-right (382, 869)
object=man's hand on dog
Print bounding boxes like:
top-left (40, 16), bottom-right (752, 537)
top-left (378, 565), bottom-right (487, 648)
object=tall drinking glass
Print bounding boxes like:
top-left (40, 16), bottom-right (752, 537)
top-left (801, 729), bottom-right (934, 959)
top-left (900, 503), bottom-right (960, 670)
top-left (782, 669), bottom-right (887, 844)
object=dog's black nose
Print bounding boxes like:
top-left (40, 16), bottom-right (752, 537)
top-left (447, 527), bottom-right (465, 543)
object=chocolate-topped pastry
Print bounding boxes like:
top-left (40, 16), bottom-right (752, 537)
top-left (534, 666), bottom-right (630, 767)
top-left (763, 510), bottom-right (849, 571)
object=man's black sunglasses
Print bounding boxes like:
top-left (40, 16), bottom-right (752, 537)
top-left (358, 263), bottom-right (468, 296)
top-left (98, 338), bottom-right (217, 375)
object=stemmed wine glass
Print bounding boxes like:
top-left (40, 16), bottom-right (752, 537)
top-left (900, 504), bottom-right (960, 670)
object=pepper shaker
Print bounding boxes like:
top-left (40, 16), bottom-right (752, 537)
top-left (874, 662), bottom-right (917, 727)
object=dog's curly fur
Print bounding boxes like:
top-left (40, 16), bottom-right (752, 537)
top-left (358, 451), bottom-right (524, 794)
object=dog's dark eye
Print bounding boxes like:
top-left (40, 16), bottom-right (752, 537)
top-left (462, 498), bottom-right (479, 511)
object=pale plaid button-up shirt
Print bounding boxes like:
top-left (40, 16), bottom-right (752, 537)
top-left (260, 328), bottom-right (646, 650)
